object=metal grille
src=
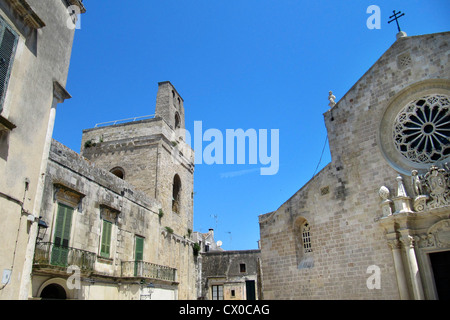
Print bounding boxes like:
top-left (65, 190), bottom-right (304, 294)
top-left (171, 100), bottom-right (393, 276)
top-left (302, 223), bottom-right (312, 253)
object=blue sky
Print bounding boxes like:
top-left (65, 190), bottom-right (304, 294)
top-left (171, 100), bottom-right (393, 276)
top-left (53, 0), bottom-right (450, 250)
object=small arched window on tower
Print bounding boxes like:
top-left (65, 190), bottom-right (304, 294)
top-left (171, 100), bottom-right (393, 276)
top-left (175, 112), bottom-right (181, 129)
top-left (110, 167), bottom-right (125, 180)
top-left (294, 217), bottom-right (314, 269)
top-left (172, 174), bottom-right (181, 213)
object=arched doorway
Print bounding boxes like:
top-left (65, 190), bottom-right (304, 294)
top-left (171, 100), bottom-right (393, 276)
top-left (40, 283), bottom-right (67, 300)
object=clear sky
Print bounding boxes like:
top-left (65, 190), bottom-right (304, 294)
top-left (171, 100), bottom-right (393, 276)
top-left (53, 0), bottom-right (450, 250)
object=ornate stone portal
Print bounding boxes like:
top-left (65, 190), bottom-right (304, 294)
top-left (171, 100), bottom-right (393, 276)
top-left (378, 164), bottom-right (450, 300)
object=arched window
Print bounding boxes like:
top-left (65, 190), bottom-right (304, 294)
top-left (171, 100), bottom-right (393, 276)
top-left (175, 112), bottom-right (181, 129)
top-left (110, 167), bottom-right (125, 180)
top-left (294, 217), bottom-right (314, 269)
top-left (172, 174), bottom-right (181, 213)
top-left (301, 223), bottom-right (312, 253)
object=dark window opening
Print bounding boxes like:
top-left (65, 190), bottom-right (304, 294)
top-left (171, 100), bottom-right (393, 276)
top-left (172, 174), bottom-right (181, 213)
top-left (175, 112), bottom-right (181, 129)
top-left (110, 167), bottom-right (125, 180)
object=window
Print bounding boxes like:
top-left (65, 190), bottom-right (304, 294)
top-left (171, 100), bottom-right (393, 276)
top-left (393, 94), bottom-right (450, 163)
top-left (0, 16), bottom-right (19, 112)
top-left (51, 203), bottom-right (74, 267)
top-left (172, 174), bottom-right (181, 213)
top-left (231, 289), bottom-right (235, 297)
top-left (212, 285), bottom-right (223, 300)
top-left (240, 263), bottom-right (246, 273)
top-left (134, 235), bottom-right (144, 276)
top-left (110, 167), bottom-right (125, 179)
top-left (100, 220), bottom-right (113, 258)
top-left (135, 236), bottom-right (144, 261)
top-left (294, 217), bottom-right (314, 269)
top-left (175, 112), bottom-right (181, 129)
top-left (301, 223), bottom-right (312, 253)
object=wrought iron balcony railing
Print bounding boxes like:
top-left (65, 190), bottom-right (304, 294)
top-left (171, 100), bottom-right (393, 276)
top-left (121, 260), bottom-right (177, 282)
top-left (33, 242), bottom-right (96, 272)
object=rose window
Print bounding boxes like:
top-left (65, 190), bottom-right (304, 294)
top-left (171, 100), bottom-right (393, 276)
top-left (393, 94), bottom-right (450, 163)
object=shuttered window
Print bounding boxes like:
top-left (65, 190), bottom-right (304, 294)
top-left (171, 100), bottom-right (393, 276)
top-left (51, 203), bottom-right (74, 267)
top-left (100, 220), bottom-right (113, 258)
top-left (0, 16), bottom-right (18, 113)
top-left (135, 236), bottom-right (144, 261)
top-left (134, 236), bottom-right (144, 276)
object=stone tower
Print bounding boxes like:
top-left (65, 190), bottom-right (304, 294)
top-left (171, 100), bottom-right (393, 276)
top-left (155, 81), bottom-right (185, 133)
top-left (80, 81), bottom-right (195, 236)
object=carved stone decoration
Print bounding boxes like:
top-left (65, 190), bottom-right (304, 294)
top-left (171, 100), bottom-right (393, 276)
top-left (411, 165), bottom-right (450, 211)
top-left (379, 186), bottom-right (390, 200)
top-left (413, 234), bottom-right (436, 249)
top-left (53, 182), bottom-right (85, 208)
top-left (392, 176), bottom-right (413, 214)
top-left (428, 219), bottom-right (450, 248)
top-left (379, 186), bottom-right (393, 216)
top-left (392, 94), bottom-right (450, 164)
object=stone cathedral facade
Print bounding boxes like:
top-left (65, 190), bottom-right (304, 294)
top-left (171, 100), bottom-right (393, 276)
top-left (259, 31), bottom-right (450, 300)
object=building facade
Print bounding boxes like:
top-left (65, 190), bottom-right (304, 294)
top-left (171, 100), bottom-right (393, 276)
top-left (259, 31), bottom-right (450, 300)
top-left (0, 0), bottom-right (85, 300)
top-left (199, 249), bottom-right (262, 300)
top-left (30, 81), bottom-right (198, 299)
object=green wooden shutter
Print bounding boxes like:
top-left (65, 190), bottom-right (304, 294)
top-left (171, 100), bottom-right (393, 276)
top-left (134, 236), bottom-right (144, 276)
top-left (100, 220), bottom-right (112, 257)
top-left (0, 17), bottom-right (18, 112)
top-left (51, 204), bottom-right (73, 267)
top-left (135, 236), bottom-right (144, 261)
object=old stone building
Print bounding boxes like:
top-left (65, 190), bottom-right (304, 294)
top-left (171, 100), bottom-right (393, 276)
top-left (193, 229), bottom-right (262, 300)
top-left (199, 249), bottom-right (262, 300)
top-left (31, 81), bottom-right (198, 299)
top-left (0, 0), bottom-right (85, 300)
top-left (259, 31), bottom-right (450, 300)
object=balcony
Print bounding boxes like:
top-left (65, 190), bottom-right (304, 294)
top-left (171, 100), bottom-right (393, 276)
top-left (121, 261), bottom-right (177, 282)
top-left (33, 242), bottom-right (96, 274)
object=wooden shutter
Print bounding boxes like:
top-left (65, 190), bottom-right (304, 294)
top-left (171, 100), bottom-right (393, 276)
top-left (134, 236), bottom-right (144, 276)
top-left (135, 236), bottom-right (144, 261)
top-left (100, 220), bottom-right (112, 257)
top-left (0, 17), bottom-right (18, 112)
top-left (51, 204), bottom-right (73, 266)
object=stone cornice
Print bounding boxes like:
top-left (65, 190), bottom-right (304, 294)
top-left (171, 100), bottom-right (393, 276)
top-left (6, 0), bottom-right (46, 29)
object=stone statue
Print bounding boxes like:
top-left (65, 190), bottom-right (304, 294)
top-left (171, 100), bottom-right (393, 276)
top-left (328, 91), bottom-right (336, 108)
top-left (411, 170), bottom-right (423, 196)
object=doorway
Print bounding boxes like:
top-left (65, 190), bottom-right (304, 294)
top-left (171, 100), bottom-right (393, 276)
top-left (430, 250), bottom-right (450, 300)
top-left (245, 280), bottom-right (256, 300)
top-left (40, 283), bottom-right (67, 300)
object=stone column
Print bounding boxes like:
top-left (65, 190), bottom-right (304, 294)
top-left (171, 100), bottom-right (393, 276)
top-left (400, 234), bottom-right (425, 300)
top-left (387, 239), bottom-right (410, 299)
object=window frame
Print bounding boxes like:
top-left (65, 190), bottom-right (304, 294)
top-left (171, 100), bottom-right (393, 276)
top-left (211, 285), bottom-right (224, 300)
top-left (0, 15), bottom-right (19, 113)
top-left (100, 219), bottom-right (113, 258)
